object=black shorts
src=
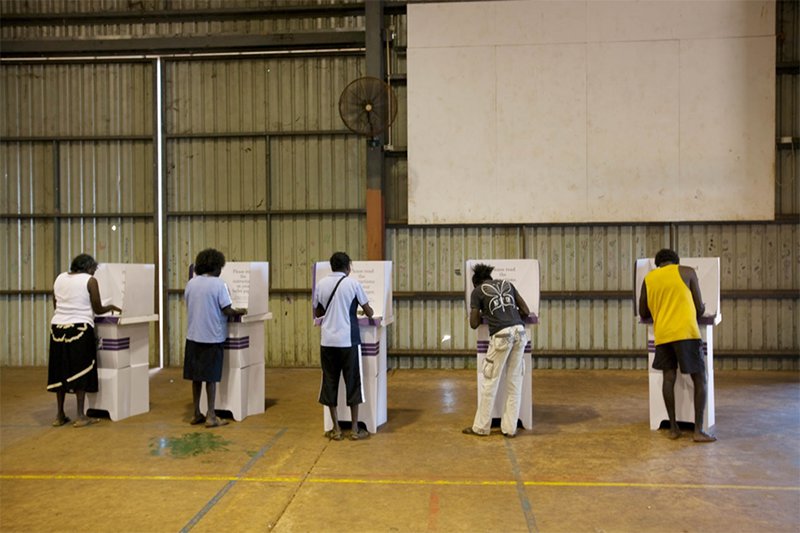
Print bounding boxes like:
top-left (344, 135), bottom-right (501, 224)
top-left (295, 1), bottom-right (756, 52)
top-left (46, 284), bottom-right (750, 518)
top-left (318, 345), bottom-right (362, 407)
top-left (653, 339), bottom-right (705, 374)
top-left (183, 340), bottom-right (224, 382)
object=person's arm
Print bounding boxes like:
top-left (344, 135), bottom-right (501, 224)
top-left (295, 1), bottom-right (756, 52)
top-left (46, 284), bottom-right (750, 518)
top-left (514, 288), bottom-right (530, 319)
top-left (222, 305), bottom-right (247, 317)
top-left (685, 268), bottom-right (705, 319)
top-left (638, 280), bottom-right (651, 320)
top-left (87, 277), bottom-right (122, 315)
top-left (360, 302), bottom-right (374, 319)
top-left (469, 308), bottom-right (481, 330)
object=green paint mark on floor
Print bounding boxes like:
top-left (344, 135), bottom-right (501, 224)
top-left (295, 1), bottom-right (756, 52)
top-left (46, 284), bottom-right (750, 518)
top-left (149, 433), bottom-right (231, 458)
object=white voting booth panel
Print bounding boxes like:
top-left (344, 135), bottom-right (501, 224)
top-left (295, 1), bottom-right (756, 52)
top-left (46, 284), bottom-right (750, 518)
top-left (314, 261), bottom-right (393, 434)
top-left (88, 263), bottom-right (157, 421)
top-left (635, 257), bottom-right (721, 431)
top-left (200, 262), bottom-right (271, 422)
top-left (465, 259), bottom-right (540, 430)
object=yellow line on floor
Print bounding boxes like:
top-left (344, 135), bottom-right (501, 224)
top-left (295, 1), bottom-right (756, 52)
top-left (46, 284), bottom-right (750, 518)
top-left (1, 473), bottom-right (797, 492)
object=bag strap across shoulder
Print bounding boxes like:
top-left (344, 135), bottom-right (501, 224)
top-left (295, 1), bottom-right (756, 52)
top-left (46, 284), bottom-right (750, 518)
top-left (322, 275), bottom-right (346, 313)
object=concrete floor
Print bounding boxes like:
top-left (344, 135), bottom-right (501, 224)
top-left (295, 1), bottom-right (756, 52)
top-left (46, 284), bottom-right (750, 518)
top-left (1, 366), bottom-right (798, 533)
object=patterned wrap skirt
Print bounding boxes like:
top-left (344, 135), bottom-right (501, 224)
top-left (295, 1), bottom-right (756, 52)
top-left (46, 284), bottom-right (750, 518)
top-left (47, 323), bottom-right (99, 393)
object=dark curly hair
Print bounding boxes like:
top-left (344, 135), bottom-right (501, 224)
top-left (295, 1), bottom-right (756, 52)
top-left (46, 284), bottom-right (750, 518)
top-left (329, 251), bottom-right (351, 273)
top-left (194, 248), bottom-right (226, 275)
top-left (471, 263), bottom-right (494, 286)
top-left (655, 248), bottom-right (680, 267)
top-left (70, 254), bottom-right (98, 273)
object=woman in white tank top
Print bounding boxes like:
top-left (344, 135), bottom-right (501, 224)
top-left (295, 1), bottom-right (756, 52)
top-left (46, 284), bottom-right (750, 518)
top-left (47, 254), bottom-right (121, 428)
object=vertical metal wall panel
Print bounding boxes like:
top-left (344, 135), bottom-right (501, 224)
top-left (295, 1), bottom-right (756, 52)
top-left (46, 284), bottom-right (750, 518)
top-left (166, 217), bottom-right (269, 289)
top-left (676, 223), bottom-right (799, 290)
top-left (167, 138), bottom-right (268, 212)
top-left (777, 146), bottom-right (798, 216)
top-left (166, 57), bottom-right (362, 135)
top-left (0, 143), bottom-right (55, 214)
top-left (388, 226), bottom-right (524, 293)
top-left (0, 0), bottom-right (364, 39)
top-left (388, 84), bottom-right (407, 148)
top-left (1, 60), bottom-right (155, 366)
top-left (1, 63), bottom-right (152, 137)
top-left (270, 136), bottom-right (365, 210)
top-left (525, 225), bottom-right (670, 292)
top-left (385, 158), bottom-right (407, 222)
top-left (0, 296), bottom-right (52, 366)
top-left (265, 295), bottom-right (318, 367)
top-left (269, 215), bottom-right (365, 290)
top-left (59, 141), bottom-right (153, 213)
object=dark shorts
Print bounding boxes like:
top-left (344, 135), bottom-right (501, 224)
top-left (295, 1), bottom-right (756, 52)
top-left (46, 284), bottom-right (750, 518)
top-left (653, 339), bottom-right (705, 374)
top-left (183, 340), bottom-right (224, 382)
top-left (318, 345), bottom-right (362, 407)
top-left (47, 323), bottom-right (99, 393)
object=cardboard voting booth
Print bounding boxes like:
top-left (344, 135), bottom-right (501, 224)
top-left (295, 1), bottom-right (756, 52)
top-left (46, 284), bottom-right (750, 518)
top-left (88, 263), bottom-right (158, 421)
top-left (200, 262), bottom-right (272, 422)
top-left (313, 261), bottom-right (393, 434)
top-left (635, 257), bottom-right (721, 431)
top-left (465, 259), bottom-right (540, 430)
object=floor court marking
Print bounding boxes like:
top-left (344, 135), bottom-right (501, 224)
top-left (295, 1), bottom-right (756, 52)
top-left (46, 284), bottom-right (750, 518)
top-left (2, 473), bottom-right (797, 493)
top-left (505, 439), bottom-right (539, 533)
top-left (179, 427), bottom-right (287, 533)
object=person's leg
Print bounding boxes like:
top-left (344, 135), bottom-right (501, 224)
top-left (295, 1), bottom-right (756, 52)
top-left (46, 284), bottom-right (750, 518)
top-left (190, 381), bottom-right (205, 424)
top-left (75, 389), bottom-right (87, 421)
top-left (343, 346), bottom-right (368, 439)
top-left (54, 390), bottom-right (68, 425)
top-left (690, 368), bottom-right (716, 442)
top-left (204, 381), bottom-right (225, 426)
top-left (320, 347), bottom-right (344, 439)
top-left (661, 368), bottom-right (680, 439)
top-left (500, 328), bottom-right (526, 437)
top-left (469, 333), bottom-right (511, 435)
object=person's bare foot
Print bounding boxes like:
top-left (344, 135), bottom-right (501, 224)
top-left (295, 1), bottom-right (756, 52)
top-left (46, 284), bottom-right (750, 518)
top-left (205, 417), bottom-right (229, 428)
top-left (668, 427), bottom-right (682, 439)
top-left (693, 430), bottom-right (717, 443)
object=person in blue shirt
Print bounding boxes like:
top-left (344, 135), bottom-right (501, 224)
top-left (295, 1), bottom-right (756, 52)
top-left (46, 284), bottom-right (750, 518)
top-left (184, 249), bottom-right (246, 428)
top-left (313, 252), bottom-right (374, 441)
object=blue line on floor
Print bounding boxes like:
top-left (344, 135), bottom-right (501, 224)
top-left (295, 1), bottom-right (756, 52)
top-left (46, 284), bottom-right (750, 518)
top-left (180, 427), bottom-right (287, 533)
top-left (505, 439), bottom-right (539, 533)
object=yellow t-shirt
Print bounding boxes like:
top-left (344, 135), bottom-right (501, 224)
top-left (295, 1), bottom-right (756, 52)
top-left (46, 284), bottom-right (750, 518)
top-left (644, 264), bottom-right (701, 345)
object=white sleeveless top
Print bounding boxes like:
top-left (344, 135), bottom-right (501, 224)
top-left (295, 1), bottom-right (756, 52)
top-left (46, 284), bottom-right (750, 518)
top-left (51, 272), bottom-right (95, 326)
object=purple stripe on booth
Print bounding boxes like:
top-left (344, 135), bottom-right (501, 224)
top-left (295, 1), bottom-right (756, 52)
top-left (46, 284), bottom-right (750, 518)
top-left (95, 316), bottom-right (121, 324)
top-left (98, 338), bottom-right (130, 351)
top-left (224, 337), bottom-right (250, 350)
top-left (361, 342), bottom-right (380, 356)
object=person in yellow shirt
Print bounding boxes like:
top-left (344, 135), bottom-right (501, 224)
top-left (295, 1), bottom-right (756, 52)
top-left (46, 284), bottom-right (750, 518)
top-left (639, 249), bottom-right (716, 443)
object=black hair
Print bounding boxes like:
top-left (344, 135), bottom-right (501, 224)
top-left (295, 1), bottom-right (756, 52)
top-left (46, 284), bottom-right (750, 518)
top-left (655, 248), bottom-right (680, 267)
top-left (194, 248), bottom-right (226, 275)
top-left (471, 263), bottom-right (494, 286)
top-left (330, 251), bottom-right (351, 273)
top-left (70, 253), bottom-right (98, 273)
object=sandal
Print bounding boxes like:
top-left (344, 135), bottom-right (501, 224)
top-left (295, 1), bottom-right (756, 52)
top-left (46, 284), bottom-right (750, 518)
top-left (52, 416), bottom-right (71, 427)
top-left (204, 419), bottom-right (229, 428)
top-left (349, 428), bottom-right (370, 441)
top-left (462, 427), bottom-right (487, 436)
top-left (324, 429), bottom-right (343, 441)
top-left (189, 415), bottom-right (206, 425)
top-left (72, 418), bottom-right (99, 428)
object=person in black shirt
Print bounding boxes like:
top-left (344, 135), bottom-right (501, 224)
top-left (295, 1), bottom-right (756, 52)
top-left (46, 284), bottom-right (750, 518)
top-left (463, 263), bottom-right (530, 438)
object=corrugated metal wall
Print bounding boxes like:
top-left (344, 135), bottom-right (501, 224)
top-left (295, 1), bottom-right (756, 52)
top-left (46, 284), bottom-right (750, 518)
top-left (1, 1), bottom-right (798, 371)
top-left (1, 60), bottom-right (156, 366)
top-left (163, 56), bottom-right (366, 367)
